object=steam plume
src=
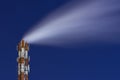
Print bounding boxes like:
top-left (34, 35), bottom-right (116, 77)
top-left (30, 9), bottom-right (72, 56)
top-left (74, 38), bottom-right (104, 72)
top-left (23, 0), bottom-right (120, 46)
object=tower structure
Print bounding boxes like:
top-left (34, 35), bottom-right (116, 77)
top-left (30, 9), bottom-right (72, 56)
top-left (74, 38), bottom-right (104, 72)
top-left (17, 40), bottom-right (30, 80)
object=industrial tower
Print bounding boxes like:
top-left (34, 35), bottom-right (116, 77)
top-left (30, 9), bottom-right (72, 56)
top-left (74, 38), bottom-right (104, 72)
top-left (17, 40), bottom-right (30, 80)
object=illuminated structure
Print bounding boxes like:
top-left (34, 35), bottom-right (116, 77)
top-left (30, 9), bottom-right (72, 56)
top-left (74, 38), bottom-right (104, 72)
top-left (17, 40), bottom-right (30, 80)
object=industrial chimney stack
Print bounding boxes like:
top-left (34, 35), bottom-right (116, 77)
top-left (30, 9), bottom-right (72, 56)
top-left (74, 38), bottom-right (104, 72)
top-left (17, 40), bottom-right (30, 80)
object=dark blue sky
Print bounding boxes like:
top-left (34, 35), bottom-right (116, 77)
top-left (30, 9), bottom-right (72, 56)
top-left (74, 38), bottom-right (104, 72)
top-left (0, 0), bottom-right (120, 80)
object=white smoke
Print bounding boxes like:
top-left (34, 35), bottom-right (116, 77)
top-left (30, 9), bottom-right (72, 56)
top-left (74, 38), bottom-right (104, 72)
top-left (23, 0), bottom-right (120, 46)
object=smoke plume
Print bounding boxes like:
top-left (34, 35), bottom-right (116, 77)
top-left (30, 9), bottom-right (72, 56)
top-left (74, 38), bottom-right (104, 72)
top-left (23, 0), bottom-right (120, 46)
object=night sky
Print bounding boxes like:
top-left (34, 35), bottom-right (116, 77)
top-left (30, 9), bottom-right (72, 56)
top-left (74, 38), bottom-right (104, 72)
top-left (0, 0), bottom-right (120, 80)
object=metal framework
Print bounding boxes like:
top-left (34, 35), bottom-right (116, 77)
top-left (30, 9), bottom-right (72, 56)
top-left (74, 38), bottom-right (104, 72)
top-left (17, 40), bottom-right (30, 80)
